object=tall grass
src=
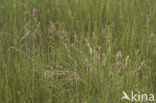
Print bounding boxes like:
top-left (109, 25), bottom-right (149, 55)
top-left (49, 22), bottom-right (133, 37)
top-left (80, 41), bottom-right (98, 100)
top-left (0, 0), bottom-right (156, 103)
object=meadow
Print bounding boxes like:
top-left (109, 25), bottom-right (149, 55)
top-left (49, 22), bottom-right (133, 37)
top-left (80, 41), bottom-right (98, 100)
top-left (0, 0), bottom-right (156, 103)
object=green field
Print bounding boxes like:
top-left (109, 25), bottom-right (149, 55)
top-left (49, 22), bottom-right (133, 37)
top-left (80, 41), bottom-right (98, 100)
top-left (0, 0), bottom-right (156, 103)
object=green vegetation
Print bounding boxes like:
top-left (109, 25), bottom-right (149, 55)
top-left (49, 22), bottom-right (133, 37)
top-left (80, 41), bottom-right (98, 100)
top-left (0, 0), bottom-right (156, 103)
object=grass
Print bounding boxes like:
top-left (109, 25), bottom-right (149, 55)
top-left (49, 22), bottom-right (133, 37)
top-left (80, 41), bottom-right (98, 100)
top-left (0, 0), bottom-right (156, 103)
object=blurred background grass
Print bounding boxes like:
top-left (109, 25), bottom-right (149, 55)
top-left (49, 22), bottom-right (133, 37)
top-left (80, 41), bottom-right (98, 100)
top-left (0, 0), bottom-right (156, 103)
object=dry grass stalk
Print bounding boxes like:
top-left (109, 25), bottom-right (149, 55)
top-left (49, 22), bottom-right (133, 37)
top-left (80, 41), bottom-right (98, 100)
top-left (125, 55), bottom-right (129, 67)
top-left (57, 23), bottom-right (69, 42)
top-left (25, 47), bottom-right (33, 55)
top-left (74, 60), bottom-right (78, 69)
top-left (71, 72), bottom-right (79, 84)
top-left (57, 31), bottom-right (63, 40)
top-left (116, 51), bottom-right (122, 61)
top-left (0, 32), bottom-right (3, 35)
top-left (138, 60), bottom-right (146, 71)
top-left (84, 59), bottom-right (92, 74)
top-left (102, 52), bottom-right (107, 66)
top-left (46, 65), bottom-right (53, 70)
top-left (32, 22), bottom-right (40, 37)
top-left (136, 49), bottom-right (140, 55)
top-left (10, 47), bottom-right (20, 52)
top-left (116, 51), bottom-right (124, 70)
top-left (107, 40), bottom-right (111, 54)
top-left (68, 9), bottom-right (74, 19)
top-left (85, 38), bottom-right (93, 55)
top-left (92, 32), bottom-right (95, 40)
top-left (21, 22), bottom-right (40, 41)
top-left (44, 70), bottom-right (51, 79)
top-left (74, 35), bottom-right (79, 45)
top-left (101, 27), bottom-right (106, 41)
top-left (84, 63), bottom-right (92, 74)
top-left (65, 43), bottom-right (70, 52)
top-left (96, 46), bottom-right (101, 60)
top-left (50, 21), bottom-right (56, 32)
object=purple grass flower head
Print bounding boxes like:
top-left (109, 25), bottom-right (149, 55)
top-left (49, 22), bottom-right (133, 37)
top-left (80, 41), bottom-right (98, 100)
top-left (33, 8), bottom-right (37, 17)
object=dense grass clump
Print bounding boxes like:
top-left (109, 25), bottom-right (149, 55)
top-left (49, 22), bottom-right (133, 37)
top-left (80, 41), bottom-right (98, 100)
top-left (0, 0), bottom-right (156, 103)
